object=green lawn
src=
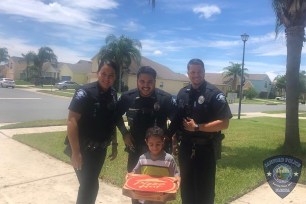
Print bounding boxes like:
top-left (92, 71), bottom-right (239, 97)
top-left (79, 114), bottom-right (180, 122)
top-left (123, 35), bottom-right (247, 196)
top-left (12, 117), bottom-right (306, 204)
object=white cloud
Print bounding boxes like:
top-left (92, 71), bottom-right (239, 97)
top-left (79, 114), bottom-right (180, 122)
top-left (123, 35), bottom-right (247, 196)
top-left (123, 20), bottom-right (144, 32)
top-left (0, 34), bottom-right (91, 64)
top-left (0, 0), bottom-right (114, 31)
top-left (193, 5), bottom-right (221, 19)
top-left (153, 50), bottom-right (162, 55)
top-left (60, 0), bottom-right (118, 10)
top-left (0, 35), bottom-right (38, 57)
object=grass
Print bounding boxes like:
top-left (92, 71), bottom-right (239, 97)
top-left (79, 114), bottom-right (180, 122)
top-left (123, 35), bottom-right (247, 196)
top-left (12, 117), bottom-right (306, 204)
top-left (0, 119), bottom-right (67, 129)
top-left (38, 90), bottom-right (75, 97)
top-left (239, 98), bottom-right (285, 105)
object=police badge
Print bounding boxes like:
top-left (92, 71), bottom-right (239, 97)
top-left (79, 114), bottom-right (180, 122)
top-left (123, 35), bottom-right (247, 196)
top-left (263, 155), bottom-right (302, 198)
top-left (198, 95), bottom-right (205, 104)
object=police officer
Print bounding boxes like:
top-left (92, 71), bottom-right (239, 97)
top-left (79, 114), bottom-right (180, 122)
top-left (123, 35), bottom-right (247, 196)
top-left (173, 58), bottom-right (232, 204)
top-left (116, 66), bottom-right (176, 204)
top-left (116, 66), bottom-right (176, 174)
top-left (66, 60), bottom-right (119, 204)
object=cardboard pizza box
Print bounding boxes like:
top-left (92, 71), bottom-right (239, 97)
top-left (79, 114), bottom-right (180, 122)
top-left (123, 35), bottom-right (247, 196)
top-left (122, 173), bottom-right (180, 202)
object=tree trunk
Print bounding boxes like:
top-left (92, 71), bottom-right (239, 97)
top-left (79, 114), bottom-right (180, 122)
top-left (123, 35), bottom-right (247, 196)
top-left (284, 26), bottom-right (304, 150)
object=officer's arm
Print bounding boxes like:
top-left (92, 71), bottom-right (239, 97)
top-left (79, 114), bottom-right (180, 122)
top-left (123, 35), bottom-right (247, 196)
top-left (115, 116), bottom-right (129, 136)
top-left (109, 127), bottom-right (118, 160)
top-left (67, 110), bottom-right (82, 169)
top-left (183, 118), bottom-right (229, 132)
top-left (197, 118), bottom-right (229, 132)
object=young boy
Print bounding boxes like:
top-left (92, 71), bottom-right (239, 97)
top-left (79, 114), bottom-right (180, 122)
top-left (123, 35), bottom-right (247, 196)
top-left (131, 126), bottom-right (180, 204)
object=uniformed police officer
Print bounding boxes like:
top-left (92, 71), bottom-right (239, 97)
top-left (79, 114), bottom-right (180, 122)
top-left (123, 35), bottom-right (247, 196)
top-left (66, 60), bottom-right (119, 204)
top-left (172, 58), bottom-right (232, 204)
top-left (116, 66), bottom-right (176, 174)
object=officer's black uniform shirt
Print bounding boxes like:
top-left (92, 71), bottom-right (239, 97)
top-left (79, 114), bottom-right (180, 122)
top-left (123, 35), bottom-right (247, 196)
top-left (116, 88), bottom-right (176, 146)
top-left (175, 81), bottom-right (232, 138)
top-left (69, 81), bottom-right (117, 145)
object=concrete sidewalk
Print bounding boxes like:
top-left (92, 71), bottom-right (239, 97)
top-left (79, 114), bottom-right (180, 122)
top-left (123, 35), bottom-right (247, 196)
top-left (0, 119), bottom-right (306, 204)
top-left (0, 127), bottom-right (130, 204)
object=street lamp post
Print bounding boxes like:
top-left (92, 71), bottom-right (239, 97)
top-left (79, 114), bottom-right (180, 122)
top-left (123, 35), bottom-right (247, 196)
top-left (238, 33), bottom-right (249, 119)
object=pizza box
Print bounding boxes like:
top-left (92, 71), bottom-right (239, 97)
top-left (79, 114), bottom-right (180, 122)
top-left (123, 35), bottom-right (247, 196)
top-left (122, 173), bottom-right (180, 202)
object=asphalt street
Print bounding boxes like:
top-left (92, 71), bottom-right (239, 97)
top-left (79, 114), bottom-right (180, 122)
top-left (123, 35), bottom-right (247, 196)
top-left (1, 87), bottom-right (306, 123)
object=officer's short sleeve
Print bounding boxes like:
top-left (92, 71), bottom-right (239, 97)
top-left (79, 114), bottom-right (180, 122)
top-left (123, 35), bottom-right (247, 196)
top-left (165, 95), bottom-right (177, 120)
top-left (211, 92), bottom-right (232, 120)
top-left (116, 93), bottom-right (129, 116)
top-left (68, 88), bottom-right (88, 114)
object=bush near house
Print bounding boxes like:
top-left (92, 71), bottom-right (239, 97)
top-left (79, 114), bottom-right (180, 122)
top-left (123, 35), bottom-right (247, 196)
top-left (244, 87), bottom-right (258, 99)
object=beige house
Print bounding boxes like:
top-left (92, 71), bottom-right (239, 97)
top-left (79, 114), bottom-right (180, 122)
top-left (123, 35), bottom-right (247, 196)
top-left (1, 57), bottom-right (27, 80)
top-left (56, 60), bottom-right (92, 84)
top-left (205, 73), bottom-right (232, 94)
top-left (39, 60), bottom-right (92, 84)
top-left (90, 56), bottom-right (189, 95)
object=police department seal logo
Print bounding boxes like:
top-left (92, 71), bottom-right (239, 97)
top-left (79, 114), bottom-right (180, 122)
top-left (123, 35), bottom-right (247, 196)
top-left (216, 93), bottom-right (226, 103)
top-left (198, 95), bottom-right (205, 104)
top-left (75, 89), bottom-right (86, 100)
top-left (154, 102), bottom-right (160, 111)
top-left (263, 155), bottom-right (302, 198)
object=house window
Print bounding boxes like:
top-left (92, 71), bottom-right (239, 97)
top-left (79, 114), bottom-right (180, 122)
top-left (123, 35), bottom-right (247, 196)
top-left (160, 82), bottom-right (164, 88)
top-left (264, 81), bottom-right (267, 88)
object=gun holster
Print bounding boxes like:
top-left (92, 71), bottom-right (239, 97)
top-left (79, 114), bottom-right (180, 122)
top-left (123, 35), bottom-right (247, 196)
top-left (63, 136), bottom-right (72, 157)
top-left (213, 133), bottom-right (225, 160)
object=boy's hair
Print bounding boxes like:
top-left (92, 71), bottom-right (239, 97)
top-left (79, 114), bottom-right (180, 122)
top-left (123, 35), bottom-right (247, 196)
top-left (137, 66), bottom-right (157, 80)
top-left (145, 126), bottom-right (165, 141)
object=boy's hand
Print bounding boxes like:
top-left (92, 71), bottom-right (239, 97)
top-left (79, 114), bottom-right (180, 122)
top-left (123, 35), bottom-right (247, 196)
top-left (125, 172), bottom-right (134, 180)
top-left (174, 176), bottom-right (181, 186)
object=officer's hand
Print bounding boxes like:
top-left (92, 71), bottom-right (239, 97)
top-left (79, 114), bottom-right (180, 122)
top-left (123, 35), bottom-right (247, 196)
top-left (71, 151), bottom-right (83, 170)
top-left (108, 145), bottom-right (118, 161)
top-left (123, 133), bottom-right (135, 150)
top-left (183, 118), bottom-right (196, 132)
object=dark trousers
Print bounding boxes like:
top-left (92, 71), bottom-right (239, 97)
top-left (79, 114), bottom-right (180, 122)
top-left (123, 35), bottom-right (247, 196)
top-left (178, 142), bottom-right (216, 204)
top-left (75, 148), bottom-right (107, 204)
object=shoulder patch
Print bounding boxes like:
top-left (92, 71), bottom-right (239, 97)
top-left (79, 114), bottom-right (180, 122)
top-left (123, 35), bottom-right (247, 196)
top-left (216, 93), bottom-right (226, 103)
top-left (75, 89), bottom-right (87, 100)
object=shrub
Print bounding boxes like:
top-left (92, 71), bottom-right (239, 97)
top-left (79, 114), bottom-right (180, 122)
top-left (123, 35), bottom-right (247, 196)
top-left (244, 87), bottom-right (258, 99)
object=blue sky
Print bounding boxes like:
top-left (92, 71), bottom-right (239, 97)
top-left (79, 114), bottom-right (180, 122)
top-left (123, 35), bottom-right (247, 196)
top-left (0, 0), bottom-right (305, 80)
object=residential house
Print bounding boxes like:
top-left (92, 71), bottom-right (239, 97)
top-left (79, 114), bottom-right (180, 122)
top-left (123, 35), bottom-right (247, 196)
top-left (57, 60), bottom-right (92, 84)
top-left (1, 57), bottom-right (27, 80)
top-left (204, 73), bottom-right (272, 98)
top-left (205, 73), bottom-right (231, 94)
top-left (244, 74), bottom-right (272, 98)
top-left (0, 64), bottom-right (5, 77)
top-left (90, 56), bottom-right (189, 95)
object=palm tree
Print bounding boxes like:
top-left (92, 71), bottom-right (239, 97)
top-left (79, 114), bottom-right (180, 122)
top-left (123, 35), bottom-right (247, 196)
top-left (223, 62), bottom-right (248, 93)
top-left (274, 75), bottom-right (286, 97)
top-left (272, 0), bottom-right (306, 150)
top-left (22, 51), bottom-right (37, 81)
top-left (0, 47), bottom-right (9, 64)
top-left (149, 0), bottom-right (155, 8)
top-left (35, 47), bottom-right (57, 78)
top-left (98, 34), bottom-right (142, 92)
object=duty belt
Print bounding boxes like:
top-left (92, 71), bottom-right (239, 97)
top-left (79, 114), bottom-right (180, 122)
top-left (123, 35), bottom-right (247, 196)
top-left (85, 140), bottom-right (110, 151)
top-left (180, 134), bottom-right (214, 145)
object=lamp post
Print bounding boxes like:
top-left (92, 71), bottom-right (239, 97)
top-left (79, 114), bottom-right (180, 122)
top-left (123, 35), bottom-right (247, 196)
top-left (238, 33), bottom-right (249, 119)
